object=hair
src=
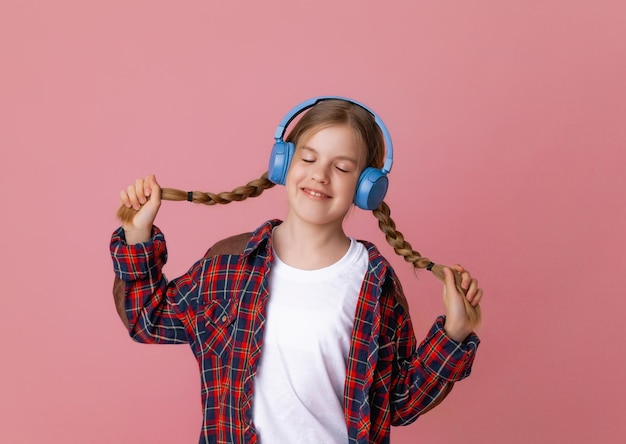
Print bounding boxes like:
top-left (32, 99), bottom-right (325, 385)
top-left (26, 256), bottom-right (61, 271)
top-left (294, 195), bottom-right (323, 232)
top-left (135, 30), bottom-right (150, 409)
top-left (116, 99), bottom-right (481, 328)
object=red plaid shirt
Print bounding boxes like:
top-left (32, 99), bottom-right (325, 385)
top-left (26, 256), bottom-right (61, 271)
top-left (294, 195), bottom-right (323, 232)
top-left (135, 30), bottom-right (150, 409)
top-left (110, 220), bottom-right (479, 444)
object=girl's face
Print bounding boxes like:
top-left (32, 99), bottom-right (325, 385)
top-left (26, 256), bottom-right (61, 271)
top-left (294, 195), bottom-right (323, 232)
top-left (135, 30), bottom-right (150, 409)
top-left (285, 124), bottom-right (367, 230)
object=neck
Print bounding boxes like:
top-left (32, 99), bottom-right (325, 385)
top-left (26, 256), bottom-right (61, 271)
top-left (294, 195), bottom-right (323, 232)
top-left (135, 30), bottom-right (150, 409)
top-left (273, 218), bottom-right (350, 270)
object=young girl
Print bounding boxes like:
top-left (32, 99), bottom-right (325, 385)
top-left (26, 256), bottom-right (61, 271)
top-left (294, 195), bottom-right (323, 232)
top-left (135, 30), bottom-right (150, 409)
top-left (110, 97), bottom-right (483, 444)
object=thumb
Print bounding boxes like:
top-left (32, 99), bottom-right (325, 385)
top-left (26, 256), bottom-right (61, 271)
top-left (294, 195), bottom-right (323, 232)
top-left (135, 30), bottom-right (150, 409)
top-left (145, 174), bottom-right (161, 204)
top-left (442, 266), bottom-right (459, 297)
top-left (128, 175), bottom-right (161, 229)
top-left (144, 174), bottom-right (161, 197)
top-left (441, 266), bottom-right (474, 341)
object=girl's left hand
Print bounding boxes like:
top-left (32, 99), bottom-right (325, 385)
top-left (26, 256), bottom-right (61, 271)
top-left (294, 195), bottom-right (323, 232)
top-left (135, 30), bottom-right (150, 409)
top-left (441, 264), bottom-right (483, 342)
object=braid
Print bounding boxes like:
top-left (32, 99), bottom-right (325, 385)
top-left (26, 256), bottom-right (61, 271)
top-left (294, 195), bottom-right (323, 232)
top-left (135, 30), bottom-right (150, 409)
top-left (116, 172), bottom-right (276, 224)
top-left (373, 201), bottom-right (482, 328)
top-left (373, 201), bottom-right (433, 269)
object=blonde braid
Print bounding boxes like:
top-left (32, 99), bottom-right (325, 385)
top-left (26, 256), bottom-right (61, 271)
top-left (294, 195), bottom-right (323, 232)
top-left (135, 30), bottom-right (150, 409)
top-left (373, 201), bottom-right (481, 328)
top-left (116, 172), bottom-right (275, 224)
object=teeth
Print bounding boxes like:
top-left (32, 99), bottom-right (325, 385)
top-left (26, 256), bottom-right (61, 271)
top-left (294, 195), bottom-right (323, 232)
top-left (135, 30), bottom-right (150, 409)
top-left (308, 190), bottom-right (323, 197)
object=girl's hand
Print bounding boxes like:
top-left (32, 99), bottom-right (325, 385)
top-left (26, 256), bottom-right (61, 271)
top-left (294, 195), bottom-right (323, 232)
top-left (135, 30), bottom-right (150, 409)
top-left (441, 264), bottom-right (483, 342)
top-left (119, 174), bottom-right (161, 244)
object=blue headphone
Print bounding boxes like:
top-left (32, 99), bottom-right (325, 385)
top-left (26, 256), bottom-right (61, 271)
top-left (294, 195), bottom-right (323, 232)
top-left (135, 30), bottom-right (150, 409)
top-left (268, 96), bottom-right (393, 210)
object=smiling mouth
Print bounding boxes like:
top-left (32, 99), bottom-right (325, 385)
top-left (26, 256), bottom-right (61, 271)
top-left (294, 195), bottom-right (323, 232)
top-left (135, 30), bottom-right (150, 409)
top-left (303, 188), bottom-right (330, 198)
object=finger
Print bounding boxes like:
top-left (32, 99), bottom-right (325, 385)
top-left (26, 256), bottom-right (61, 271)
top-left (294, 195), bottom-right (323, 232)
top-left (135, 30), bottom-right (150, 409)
top-left (126, 184), bottom-right (142, 210)
top-left (465, 278), bottom-right (479, 302)
top-left (144, 174), bottom-right (155, 197)
top-left (442, 267), bottom-right (459, 297)
top-left (450, 264), bottom-right (466, 274)
top-left (471, 288), bottom-right (483, 307)
top-left (450, 264), bottom-right (471, 290)
top-left (135, 178), bottom-right (148, 204)
top-left (462, 271), bottom-right (472, 290)
top-left (146, 174), bottom-right (160, 194)
top-left (120, 189), bottom-right (132, 208)
top-left (146, 174), bottom-right (161, 204)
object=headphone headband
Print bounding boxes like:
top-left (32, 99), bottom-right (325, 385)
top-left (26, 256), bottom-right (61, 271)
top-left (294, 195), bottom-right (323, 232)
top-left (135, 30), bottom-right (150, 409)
top-left (273, 96), bottom-right (393, 174)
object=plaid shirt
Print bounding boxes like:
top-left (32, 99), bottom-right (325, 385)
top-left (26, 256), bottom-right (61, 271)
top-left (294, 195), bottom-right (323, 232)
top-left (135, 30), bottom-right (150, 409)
top-left (110, 220), bottom-right (479, 444)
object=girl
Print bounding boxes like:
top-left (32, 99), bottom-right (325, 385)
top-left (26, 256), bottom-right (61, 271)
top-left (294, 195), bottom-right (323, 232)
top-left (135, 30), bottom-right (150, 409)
top-left (110, 97), bottom-right (482, 444)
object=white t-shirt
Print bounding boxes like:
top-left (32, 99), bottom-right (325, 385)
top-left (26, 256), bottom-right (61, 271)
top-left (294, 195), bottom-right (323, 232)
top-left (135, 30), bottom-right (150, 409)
top-left (252, 238), bottom-right (368, 444)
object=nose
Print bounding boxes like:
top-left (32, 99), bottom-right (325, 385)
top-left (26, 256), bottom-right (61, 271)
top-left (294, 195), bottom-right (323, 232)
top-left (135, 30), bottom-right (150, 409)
top-left (311, 164), bottom-right (329, 184)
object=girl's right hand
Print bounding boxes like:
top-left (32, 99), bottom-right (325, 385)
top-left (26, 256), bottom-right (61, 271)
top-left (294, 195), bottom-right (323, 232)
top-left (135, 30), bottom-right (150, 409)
top-left (119, 174), bottom-right (162, 244)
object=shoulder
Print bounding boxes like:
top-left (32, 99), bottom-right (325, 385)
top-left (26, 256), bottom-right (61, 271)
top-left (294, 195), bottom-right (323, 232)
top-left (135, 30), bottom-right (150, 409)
top-left (358, 239), bottom-right (411, 317)
top-left (357, 239), bottom-right (394, 277)
top-left (205, 232), bottom-right (252, 257)
top-left (202, 219), bottom-right (281, 259)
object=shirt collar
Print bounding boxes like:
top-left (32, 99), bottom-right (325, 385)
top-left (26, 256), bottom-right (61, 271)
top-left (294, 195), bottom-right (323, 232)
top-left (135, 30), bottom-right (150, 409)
top-left (242, 219), bottom-right (283, 258)
top-left (242, 220), bottom-right (392, 284)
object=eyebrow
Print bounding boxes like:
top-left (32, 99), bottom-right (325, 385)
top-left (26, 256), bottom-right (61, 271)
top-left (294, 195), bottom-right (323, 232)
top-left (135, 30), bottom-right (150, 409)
top-left (299, 146), bottom-right (359, 165)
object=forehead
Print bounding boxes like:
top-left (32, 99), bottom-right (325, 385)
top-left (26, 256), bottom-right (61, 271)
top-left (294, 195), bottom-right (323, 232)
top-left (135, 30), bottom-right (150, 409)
top-left (298, 124), bottom-right (366, 162)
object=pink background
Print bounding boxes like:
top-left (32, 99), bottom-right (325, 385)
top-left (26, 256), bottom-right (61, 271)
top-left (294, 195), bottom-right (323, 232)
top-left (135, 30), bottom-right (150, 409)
top-left (2, 1), bottom-right (625, 443)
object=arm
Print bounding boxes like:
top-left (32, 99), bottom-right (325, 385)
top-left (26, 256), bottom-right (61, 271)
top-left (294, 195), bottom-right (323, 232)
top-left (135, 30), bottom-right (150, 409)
top-left (110, 225), bottom-right (198, 344)
top-left (383, 266), bottom-right (481, 425)
top-left (390, 314), bottom-right (479, 425)
top-left (110, 174), bottom-right (198, 344)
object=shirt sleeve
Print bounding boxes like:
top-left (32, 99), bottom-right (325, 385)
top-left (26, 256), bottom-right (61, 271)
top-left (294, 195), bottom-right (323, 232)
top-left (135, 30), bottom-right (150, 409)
top-left (417, 316), bottom-right (480, 382)
top-left (390, 312), bottom-right (480, 425)
top-left (110, 226), bottom-right (200, 345)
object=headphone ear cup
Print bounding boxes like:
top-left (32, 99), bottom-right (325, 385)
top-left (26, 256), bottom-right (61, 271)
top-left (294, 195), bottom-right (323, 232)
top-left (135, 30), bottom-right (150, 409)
top-left (355, 167), bottom-right (389, 210)
top-left (268, 141), bottom-right (295, 185)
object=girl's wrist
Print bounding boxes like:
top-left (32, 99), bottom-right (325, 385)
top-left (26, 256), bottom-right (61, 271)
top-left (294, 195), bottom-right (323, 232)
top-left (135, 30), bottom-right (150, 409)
top-left (123, 225), bottom-right (152, 245)
top-left (443, 320), bottom-right (471, 343)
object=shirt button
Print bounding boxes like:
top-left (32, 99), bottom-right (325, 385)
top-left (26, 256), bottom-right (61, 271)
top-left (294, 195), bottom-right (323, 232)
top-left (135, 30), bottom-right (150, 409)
top-left (221, 315), bottom-right (228, 323)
